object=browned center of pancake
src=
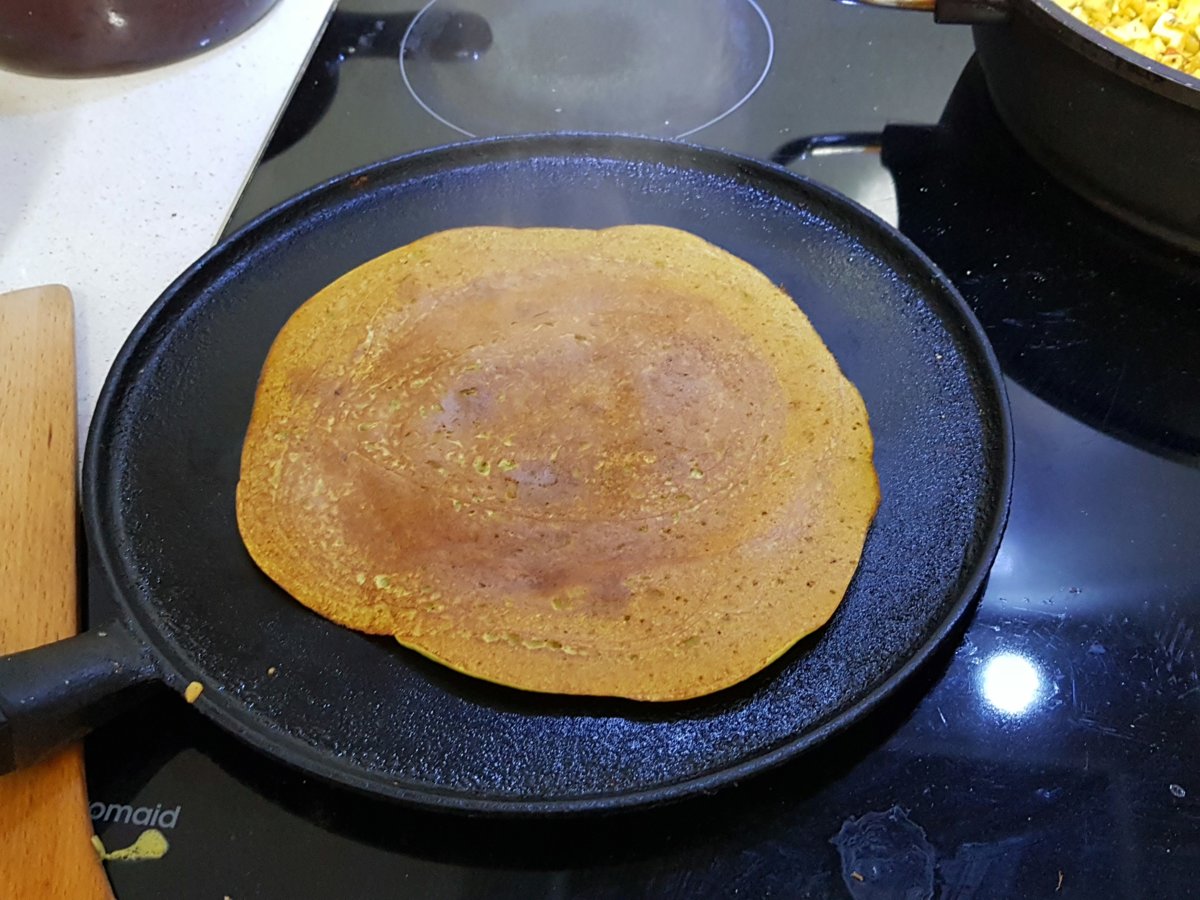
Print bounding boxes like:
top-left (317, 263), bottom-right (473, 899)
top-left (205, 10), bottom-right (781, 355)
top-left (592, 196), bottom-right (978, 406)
top-left (236, 225), bottom-right (879, 701)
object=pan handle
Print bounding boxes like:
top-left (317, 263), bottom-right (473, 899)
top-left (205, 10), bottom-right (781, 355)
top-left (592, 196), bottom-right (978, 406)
top-left (835, 0), bottom-right (1011, 25)
top-left (0, 621), bottom-right (158, 774)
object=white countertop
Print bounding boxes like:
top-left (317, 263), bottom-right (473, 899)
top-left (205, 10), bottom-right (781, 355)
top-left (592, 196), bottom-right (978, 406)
top-left (0, 0), bottom-right (334, 442)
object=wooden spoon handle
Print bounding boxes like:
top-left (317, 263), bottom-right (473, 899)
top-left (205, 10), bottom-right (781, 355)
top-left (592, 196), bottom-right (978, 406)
top-left (0, 285), bottom-right (113, 898)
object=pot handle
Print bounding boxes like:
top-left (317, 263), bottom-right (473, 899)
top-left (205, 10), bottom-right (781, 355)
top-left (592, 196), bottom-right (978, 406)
top-left (837, 0), bottom-right (1011, 25)
top-left (772, 132), bottom-right (884, 167)
top-left (0, 621), bottom-right (158, 774)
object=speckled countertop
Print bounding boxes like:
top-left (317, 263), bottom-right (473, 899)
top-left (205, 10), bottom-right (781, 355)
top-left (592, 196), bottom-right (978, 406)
top-left (0, 0), bottom-right (333, 441)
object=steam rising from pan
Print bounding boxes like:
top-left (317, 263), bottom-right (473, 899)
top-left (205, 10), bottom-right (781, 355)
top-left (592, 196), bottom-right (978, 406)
top-left (400, 0), bottom-right (774, 138)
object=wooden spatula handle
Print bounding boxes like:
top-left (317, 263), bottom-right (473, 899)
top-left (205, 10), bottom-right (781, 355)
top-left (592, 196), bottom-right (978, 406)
top-left (0, 285), bottom-right (114, 899)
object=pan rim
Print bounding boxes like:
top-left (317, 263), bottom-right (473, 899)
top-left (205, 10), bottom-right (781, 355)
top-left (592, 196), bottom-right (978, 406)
top-left (83, 132), bottom-right (1013, 816)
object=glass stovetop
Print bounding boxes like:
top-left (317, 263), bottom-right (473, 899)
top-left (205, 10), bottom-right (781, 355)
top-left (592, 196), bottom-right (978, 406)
top-left (86, 1), bottom-right (1200, 897)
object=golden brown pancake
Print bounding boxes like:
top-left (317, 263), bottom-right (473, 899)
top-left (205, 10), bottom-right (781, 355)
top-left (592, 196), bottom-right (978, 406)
top-left (236, 225), bottom-right (879, 701)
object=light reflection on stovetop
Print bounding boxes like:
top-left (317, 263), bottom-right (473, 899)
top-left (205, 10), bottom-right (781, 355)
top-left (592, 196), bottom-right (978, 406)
top-left (87, 3), bottom-right (1200, 897)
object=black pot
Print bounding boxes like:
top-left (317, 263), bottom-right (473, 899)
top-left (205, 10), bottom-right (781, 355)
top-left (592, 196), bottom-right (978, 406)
top-left (849, 0), bottom-right (1200, 252)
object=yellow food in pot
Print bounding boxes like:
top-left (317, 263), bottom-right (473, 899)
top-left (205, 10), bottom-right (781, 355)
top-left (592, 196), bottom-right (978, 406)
top-left (1053, 0), bottom-right (1200, 76)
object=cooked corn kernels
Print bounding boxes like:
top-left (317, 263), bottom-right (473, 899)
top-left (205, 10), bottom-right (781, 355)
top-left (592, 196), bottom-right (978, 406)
top-left (1055, 0), bottom-right (1200, 75)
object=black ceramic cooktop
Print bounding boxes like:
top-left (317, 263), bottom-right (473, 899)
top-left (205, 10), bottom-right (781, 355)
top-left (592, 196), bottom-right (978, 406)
top-left (86, 1), bottom-right (1200, 897)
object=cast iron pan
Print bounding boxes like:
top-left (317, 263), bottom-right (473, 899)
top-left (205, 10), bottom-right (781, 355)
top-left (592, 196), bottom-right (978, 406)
top-left (0, 135), bottom-right (1012, 815)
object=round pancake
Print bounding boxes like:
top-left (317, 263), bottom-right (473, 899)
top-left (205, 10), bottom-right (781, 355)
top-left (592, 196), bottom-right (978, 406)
top-left (236, 225), bottom-right (879, 701)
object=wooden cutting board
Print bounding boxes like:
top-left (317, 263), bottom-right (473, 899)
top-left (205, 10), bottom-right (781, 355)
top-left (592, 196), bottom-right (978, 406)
top-left (0, 286), bottom-right (113, 898)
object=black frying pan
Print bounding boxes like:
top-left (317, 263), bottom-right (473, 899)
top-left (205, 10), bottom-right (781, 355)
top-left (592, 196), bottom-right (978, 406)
top-left (0, 135), bottom-right (1011, 815)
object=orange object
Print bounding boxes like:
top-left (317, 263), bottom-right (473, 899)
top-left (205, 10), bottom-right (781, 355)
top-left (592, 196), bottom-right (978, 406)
top-left (0, 286), bottom-right (113, 899)
top-left (237, 226), bottom-right (880, 701)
